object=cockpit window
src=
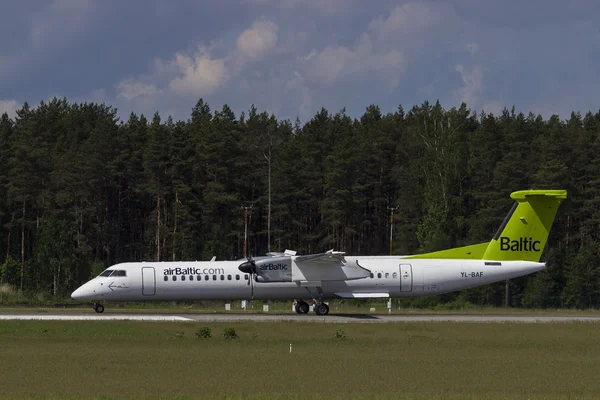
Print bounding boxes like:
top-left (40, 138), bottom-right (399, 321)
top-left (98, 269), bottom-right (126, 277)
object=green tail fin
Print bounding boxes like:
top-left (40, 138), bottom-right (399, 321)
top-left (482, 189), bottom-right (567, 261)
top-left (406, 189), bottom-right (567, 261)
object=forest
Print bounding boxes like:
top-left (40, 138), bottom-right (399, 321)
top-left (0, 97), bottom-right (598, 308)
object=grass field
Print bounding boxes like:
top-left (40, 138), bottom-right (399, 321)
top-left (1, 321), bottom-right (600, 399)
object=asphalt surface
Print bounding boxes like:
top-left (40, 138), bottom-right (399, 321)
top-left (2, 312), bottom-right (600, 323)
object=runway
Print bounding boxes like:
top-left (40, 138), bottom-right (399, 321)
top-left (2, 312), bottom-right (600, 323)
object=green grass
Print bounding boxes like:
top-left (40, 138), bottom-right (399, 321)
top-left (1, 321), bottom-right (600, 399)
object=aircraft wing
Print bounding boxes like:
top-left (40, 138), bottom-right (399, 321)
top-left (295, 249), bottom-right (346, 264)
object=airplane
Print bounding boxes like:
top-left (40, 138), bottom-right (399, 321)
top-left (71, 189), bottom-right (567, 315)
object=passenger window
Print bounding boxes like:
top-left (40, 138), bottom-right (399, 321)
top-left (220, 275), bottom-right (224, 281)
top-left (377, 273), bottom-right (382, 279)
top-left (181, 275), bottom-right (186, 281)
top-left (227, 275), bottom-right (232, 280)
top-left (244, 274), bottom-right (249, 280)
top-left (212, 275), bottom-right (217, 281)
top-left (385, 273), bottom-right (389, 278)
top-left (164, 276), bottom-right (168, 281)
top-left (190, 275), bottom-right (194, 281)
top-left (197, 276), bottom-right (201, 281)
top-left (172, 276), bottom-right (177, 281)
top-left (393, 272), bottom-right (398, 279)
top-left (370, 273), bottom-right (374, 278)
top-left (236, 275), bottom-right (240, 280)
top-left (204, 275), bottom-right (209, 281)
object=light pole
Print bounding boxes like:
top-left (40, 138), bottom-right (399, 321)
top-left (387, 206), bottom-right (399, 255)
top-left (242, 205), bottom-right (253, 258)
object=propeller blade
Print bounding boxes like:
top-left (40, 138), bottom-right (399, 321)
top-left (238, 260), bottom-right (256, 274)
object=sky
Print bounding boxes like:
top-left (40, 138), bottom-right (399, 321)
top-left (1, 0), bottom-right (599, 123)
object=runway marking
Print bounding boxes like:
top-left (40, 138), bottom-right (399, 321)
top-left (2, 313), bottom-right (600, 323)
top-left (0, 315), bottom-right (194, 321)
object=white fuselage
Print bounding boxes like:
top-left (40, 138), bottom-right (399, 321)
top-left (71, 257), bottom-right (545, 302)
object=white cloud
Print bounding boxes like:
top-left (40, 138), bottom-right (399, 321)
top-left (248, 0), bottom-right (356, 14)
top-left (114, 17), bottom-right (281, 102)
top-left (455, 64), bottom-right (484, 107)
top-left (298, 5), bottom-right (420, 86)
top-left (117, 81), bottom-right (162, 100)
top-left (368, 2), bottom-right (441, 39)
top-left (0, 99), bottom-right (18, 118)
top-left (168, 50), bottom-right (228, 96)
top-left (236, 18), bottom-right (278, 61)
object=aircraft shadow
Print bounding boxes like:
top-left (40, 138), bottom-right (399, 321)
top-left (328, 313), bottom-right (379, 319)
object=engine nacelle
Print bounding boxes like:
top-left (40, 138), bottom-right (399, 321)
top-left (254, 256), bottom-right (292, 282)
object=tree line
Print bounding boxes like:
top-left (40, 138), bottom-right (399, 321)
top-left (0, 97), bottom-right (598, 307)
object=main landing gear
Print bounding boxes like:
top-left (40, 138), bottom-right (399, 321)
top-left (314, 302), bottom-right (329, 316)
top-left (93, 303), bottom-right (104, 313)
top-left (294, 301), bottom-right (310, 314)
top-left (294, 300), bottom-right (330, 315)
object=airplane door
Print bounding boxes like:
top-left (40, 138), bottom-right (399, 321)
top-left (142, 267), bottom-right (156, 296)
top-left (400, 264), bottom-right (412, 292)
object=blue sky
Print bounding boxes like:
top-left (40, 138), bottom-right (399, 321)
top-left (1, 0), bottom-right (599, 123)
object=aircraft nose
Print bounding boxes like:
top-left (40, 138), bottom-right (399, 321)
top-left (71, 287), bottom-right (84, 300)
top-left (71, 283), bottom-right (94, 300)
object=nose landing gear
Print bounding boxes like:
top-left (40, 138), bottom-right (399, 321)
top-left (93, 303), bottom-right (104, 313)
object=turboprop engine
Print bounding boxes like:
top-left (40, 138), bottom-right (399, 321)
top-left (238, 256), bottom-right (293, 282)
top-left (238, 249), bottom-right (372, 284)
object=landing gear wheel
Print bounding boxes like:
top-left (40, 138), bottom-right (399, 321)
top-left (314, 303), bottom-right (329, 316)
top-left (94, 303), bottom-right (104, 313)
top-left (296, 301), bottom-right (309, 314)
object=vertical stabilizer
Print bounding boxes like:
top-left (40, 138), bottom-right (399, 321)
top-left (481, 190), bottom-right (567, 262)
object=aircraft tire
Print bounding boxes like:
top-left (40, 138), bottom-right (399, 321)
top-left (315, 303), bottom-right (329, 316)
top-left (294, 303), bottom-right (301, 313)
top-left (94, 303), bottom-right (104, 313)
top-left (297, 301), bottom-right (309, 314)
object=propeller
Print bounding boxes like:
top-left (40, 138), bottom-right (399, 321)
top-left (238, 256), bottom-right (258, 285)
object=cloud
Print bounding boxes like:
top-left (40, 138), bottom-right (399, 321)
top-left (368, 2), bottom-right (441, 39)
top-left (455, 64), bottom-right (484, 108)
top-left (0, 99), bottom-right (18, 118)
top-left (167, 50), bottom-right (228, 96)
top-left (297, 2), bottom-right (446, 87)
top-left (117, 81), bottom-right (162, 100)
top-left (248, 0), bottom-right (356, 14)
top-left (299, 39), bottom-right (404, 85)
top-left (236, 18), bottom-right (278, 61)
top-left (115, 17), bottom-right (281, 102)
